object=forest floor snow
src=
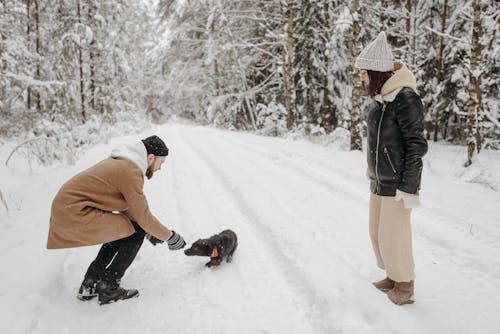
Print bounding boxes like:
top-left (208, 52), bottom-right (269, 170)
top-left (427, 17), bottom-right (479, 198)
top-left (0, 122), bottom-right (499, 334)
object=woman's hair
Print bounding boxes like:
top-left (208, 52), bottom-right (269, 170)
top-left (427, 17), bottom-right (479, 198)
top-left (367, 70), bottom-right (394, 98)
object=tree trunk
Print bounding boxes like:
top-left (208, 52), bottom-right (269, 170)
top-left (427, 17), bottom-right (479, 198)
top-left (0, 1), bottom-right (6, 109)
top-left (486, 13), bottom-right (499, 53)
top-left (443, 119), bottom-right (449, 140)
top-left (434, 0), bottom-right (448, 142)
top-left (35, 0), bottom-right (40, 112)
top-left (282, 0), bottom-right (295, 129)
top-left (26, 0), bottom-right (31, 111)
top-left (213, 59), bottom-right (220, 95)
top-left (411, 0), bottom-right (417, 65)
top-left (465, 0), bottom-right (482, 167)
top-left (350, 0), bottom-right (363, 151)
top-left (433, 121), bottom-right (438, 142)
top-left (88, 0), bottom-right (96, 111)
top-left (405, 0), bottom-right (411, 63)
top-left (286, 0), bottom-right (295, 129)
top-left (379, 0), bottom-right (384, 30)
top-left (77, 0), bottom-right (86, 122)
top-left (280, 2), bottom-right (288, 124)
top-left (437, 0), bottom-right (448, 80)
top-left (211, 20), bottom-right (220, 96)
top-left (321, 0), bottom-right (335, 132)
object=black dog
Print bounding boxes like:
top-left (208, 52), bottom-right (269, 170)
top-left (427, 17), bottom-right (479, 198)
top-left (184, 230), bottom-right (238, 267)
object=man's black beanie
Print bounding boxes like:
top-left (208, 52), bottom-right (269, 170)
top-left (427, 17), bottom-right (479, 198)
top-left (142, 135), bottom-right (169, 156)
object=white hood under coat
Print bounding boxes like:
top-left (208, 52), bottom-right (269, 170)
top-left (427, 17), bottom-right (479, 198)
top-left (110, 141), bottom-right (148, 175)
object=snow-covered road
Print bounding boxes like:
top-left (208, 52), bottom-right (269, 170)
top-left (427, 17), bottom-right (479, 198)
top-left (1, 122), bottom-right (499, 334)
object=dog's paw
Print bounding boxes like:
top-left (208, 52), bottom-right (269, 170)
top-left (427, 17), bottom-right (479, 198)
top-left (206, 259), bottom-right (222, 268)
top-left (226, 255), bottom-right (233, 263)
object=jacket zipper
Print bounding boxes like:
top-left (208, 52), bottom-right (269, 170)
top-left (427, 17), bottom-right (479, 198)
top-left (375, 102), bottom-right (387, 193)
top-left (384, 147), bottom-right (397, 174)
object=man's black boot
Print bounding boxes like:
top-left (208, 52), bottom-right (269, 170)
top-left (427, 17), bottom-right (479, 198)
top-left (77, 277), bottom-right (99, 301)
top-left (96, 280), bottom-right (139, 305)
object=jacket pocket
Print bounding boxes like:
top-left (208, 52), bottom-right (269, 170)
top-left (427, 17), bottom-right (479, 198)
top-left (383, 147), bottom-right (397, 174)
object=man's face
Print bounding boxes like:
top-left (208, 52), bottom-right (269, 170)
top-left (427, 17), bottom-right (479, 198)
top-left (146, 155), bottom-right (166, 180)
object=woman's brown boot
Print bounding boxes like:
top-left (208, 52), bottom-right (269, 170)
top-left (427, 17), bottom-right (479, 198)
top-left (372, 277), bottom-right (395, 292)
top-left (387, 281), bottom-right (414, 305)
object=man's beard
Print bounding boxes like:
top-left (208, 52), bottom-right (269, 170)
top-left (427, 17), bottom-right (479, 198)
top-left (146, 167), bottom-right (154, 180)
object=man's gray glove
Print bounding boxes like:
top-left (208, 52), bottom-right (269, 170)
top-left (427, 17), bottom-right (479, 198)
top-left (167, 230), bottom-right (186, 250)
top-left (146, 233), bottom-right (163, 246)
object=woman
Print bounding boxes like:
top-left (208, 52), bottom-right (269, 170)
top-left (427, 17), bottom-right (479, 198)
top-left (355, 32), bottom-right (428, 305)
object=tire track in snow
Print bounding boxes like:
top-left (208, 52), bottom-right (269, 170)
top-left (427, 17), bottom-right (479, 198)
top-left (197, 127), bottom-right (500, 284)
top-left (181, 129), bottom-right (369, 277)
top-left (212, 130), bottom-right (368, 204)
top-left (162, 127), bottom-right (324, 333)
top-left (172, 129), bottom-right (340, 334)
top-left (173, 125), bottom-right (500, 333)
top-left (214, 129), bottom-right (499, 244)
top-left (180, 129), bottom-right (453, 334)
top-left (177, 128), bottom-right (416, 333)
top-left (214, 130), bottom-right (366, 190)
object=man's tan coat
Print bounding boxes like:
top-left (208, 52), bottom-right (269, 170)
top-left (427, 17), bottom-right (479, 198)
top-left (47, 154), bottom-right (171, 249)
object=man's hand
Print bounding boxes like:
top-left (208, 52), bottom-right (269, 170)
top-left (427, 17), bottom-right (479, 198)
top-left (146, 233), bottom-right (164, 246)
top-left (167, 231), bottom-right (186, 250)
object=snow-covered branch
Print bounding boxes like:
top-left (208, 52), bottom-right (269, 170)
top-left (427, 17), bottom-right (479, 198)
top-left (424, 26), bottom-right (468, 43)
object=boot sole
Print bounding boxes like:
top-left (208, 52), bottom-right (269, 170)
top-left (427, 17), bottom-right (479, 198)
top-left (395, 299), bottom-right (415, 305)
top-left (389, 294), bottom-right (415, 305)
top-left (77, 294), bottom-right (98, 301)
top-left (98, 291), bottom-right (140, 305)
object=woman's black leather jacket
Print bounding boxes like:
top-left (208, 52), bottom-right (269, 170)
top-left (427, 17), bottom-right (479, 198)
top-left (366, 88), bottom-right (428, 196)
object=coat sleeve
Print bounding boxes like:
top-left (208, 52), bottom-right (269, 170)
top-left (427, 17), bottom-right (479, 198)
top-left (395, 90), bottom-right (428, 194)
top-left (119, 167), bottom-right (171, 240)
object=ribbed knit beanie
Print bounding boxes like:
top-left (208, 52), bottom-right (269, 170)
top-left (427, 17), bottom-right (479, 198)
top-left (142, 135), bottom-right (169, 156)
top-left (355, 31), bottom-right (394, 72)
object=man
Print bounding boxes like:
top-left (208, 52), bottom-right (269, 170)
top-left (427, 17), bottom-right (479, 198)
top-left (47, 135), bottom-right (186, 305)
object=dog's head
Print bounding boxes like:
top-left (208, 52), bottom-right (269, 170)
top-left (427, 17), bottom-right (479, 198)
top-left (184, 239), bottom-right (211, 257)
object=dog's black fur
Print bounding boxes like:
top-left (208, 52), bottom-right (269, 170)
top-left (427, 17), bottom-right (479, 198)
top-left (184, 229), bottom-right (238, 267)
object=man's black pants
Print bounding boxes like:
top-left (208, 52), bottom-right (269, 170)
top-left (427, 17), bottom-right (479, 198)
top-left (84, 221), bottom-right (145, 285)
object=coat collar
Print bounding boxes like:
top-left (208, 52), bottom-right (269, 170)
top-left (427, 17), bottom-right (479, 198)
top-left (374, 61), bottom-right (418, 104)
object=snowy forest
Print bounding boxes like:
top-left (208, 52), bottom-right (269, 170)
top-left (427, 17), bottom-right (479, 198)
top-left (1, 0), bottom-right (499, 166)
top-left (1, 1), bottom-right (500, 332)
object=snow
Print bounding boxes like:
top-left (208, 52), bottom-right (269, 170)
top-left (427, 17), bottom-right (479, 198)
top-left (6, 73), bottom-right (64, 90)
top-left (1, 122), bottom-right (499, 334)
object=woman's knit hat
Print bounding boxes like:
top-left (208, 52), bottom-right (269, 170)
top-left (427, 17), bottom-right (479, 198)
top-left (355, 31), bottom-right (394, 72)
top-left (142, 135), bottom-right (169, 156)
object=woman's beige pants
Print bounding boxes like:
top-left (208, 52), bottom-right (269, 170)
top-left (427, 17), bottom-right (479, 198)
top-left (369, 193), bottom-right (415, 282)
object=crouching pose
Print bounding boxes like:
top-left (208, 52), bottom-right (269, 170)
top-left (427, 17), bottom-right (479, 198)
top-left (47, 135), bottom-right (186, 305)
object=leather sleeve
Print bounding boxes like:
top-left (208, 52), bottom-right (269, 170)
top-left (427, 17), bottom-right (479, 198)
top-left (395, 90), bottom-right (428, 194)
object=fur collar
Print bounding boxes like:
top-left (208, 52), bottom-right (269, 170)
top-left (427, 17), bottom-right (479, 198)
top-left (374, 62), bottom-right (418, 103)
